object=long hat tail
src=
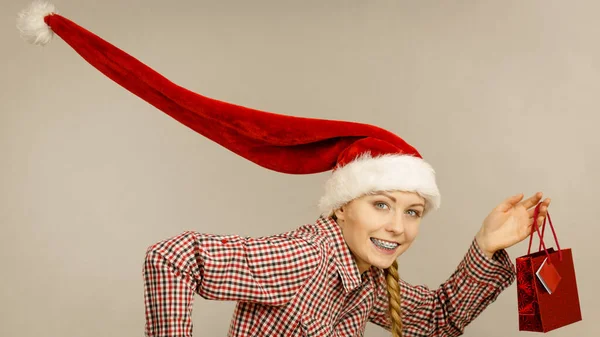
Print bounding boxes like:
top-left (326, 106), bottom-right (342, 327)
top-left (17, 1), bottom-right (419, 174)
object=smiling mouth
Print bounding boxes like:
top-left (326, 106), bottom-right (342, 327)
top-left (370, 238), bottom-right (400, 250)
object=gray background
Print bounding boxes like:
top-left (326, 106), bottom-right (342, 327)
top-left (2, 0), bottom-right (597, 336)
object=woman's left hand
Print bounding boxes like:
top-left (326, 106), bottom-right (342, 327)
top-left (475, 192), bottom-right (551, 258)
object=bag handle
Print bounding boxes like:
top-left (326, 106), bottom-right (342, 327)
top-left (527, 203), bottom-right (563, 263)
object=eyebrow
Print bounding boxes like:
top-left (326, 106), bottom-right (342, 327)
top-left (374, 192), bottom-right (425, 208)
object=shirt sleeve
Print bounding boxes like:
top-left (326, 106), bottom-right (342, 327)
top-left (144, 231), bottom-right (321, 336)
top-left (145, 230), bottom-right (321, 306)
top-left (368, 238), bottom-right (516, 337)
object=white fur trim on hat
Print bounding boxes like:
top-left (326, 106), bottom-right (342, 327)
top-left (318, 153), bottom-right (440, 216)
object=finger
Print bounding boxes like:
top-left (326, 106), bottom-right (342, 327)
top-left (496, 193), bottom-right (525, 212)
top-left (535, 213), bottom-right (546, 228)
top-left (519, 192), bottom-right (543, 210)
top-left (538, 198), bottom-right (552, 224)
top-left (526, 198), bottom-right (551, 218)
top-left (529, 201), bottom-right (551, 231)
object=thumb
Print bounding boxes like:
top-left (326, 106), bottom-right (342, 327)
top-left (495, 193), bottom-right (524, 212)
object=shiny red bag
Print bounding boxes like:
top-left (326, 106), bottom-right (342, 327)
top-left (516, 204), bottom-right (582, 332)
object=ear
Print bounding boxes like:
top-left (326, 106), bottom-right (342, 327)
top-left (334, 206), bottom-right (346, 222)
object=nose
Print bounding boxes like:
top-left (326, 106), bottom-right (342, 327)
top-left (385, 213), bottom-right (405, 235)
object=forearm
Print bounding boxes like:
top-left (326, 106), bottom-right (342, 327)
top-left (401, 239), bottom-right (516, 336)
top-left (142, 230), bottom-right (321, 336)
top-left (442, 239), bottom-right (515, 331)
top-left (143, 231), bottom-right (202, 337)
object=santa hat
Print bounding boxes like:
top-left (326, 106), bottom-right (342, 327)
top-left (16, 1), bottom-right (440, 216)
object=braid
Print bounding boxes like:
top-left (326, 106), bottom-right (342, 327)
top-left (385, 260), bottom-right (403, 337)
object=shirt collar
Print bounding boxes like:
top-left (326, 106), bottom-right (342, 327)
top-left (316, 216), bottom-right (365, 292)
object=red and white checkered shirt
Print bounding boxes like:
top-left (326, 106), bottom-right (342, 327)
top-left (143, 216), bottom-right (515, 336)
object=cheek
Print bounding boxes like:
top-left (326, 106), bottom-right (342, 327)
top-left (345, 211), bottom-right (382, 237)
top-left (404, 222), bottom-right (421, 242)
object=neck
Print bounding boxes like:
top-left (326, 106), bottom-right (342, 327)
top-left (355, 259), bottom-right (370, 274)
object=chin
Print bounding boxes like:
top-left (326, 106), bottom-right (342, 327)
top-left (371, 250), bottom-right (409, 270)
top-left (370, 257), bottom-right (398, 270)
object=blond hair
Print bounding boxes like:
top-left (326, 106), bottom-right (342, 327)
top-left (385, 260), bottom-right (403, 336)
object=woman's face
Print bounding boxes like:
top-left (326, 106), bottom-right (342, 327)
top-left (334, 190), bottom-right (425, 273)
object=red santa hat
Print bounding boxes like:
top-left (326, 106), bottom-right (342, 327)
top-left (16, 1), bottom-right (440, 216)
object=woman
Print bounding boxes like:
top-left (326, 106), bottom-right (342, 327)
top-left (143, 191), bottom-right (549, 337)
top-left (17, 2), bottom-right (552, 336)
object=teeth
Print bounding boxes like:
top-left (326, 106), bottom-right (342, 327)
top-left (371, 238), bottom-right (399, 250)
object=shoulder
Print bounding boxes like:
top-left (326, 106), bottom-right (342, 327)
top-left (221, 222), bottom-right (332, 265)
top-left (280, 222), bottom-right (334, 255)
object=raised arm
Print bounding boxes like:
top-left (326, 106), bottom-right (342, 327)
top-left (369, 192), bottom-right (550, 336)
top-left (369, 238), bottom-right (515, 336)
top-left (143, 231), bottom-right (321, 336)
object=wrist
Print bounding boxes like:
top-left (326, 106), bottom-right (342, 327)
top-left (475, 232), bottom-right (496, 259)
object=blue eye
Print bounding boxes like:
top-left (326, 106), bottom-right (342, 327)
top-left (375, 202), bottom-right (389, 210)
top-left (406, 209), bottom-right (422, 217)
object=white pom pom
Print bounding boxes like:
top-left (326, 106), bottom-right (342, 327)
top-left (16, 1), bottom-right (57, 46)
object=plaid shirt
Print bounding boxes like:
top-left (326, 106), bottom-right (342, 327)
top-left (144, 216), bottom-right (515, 336)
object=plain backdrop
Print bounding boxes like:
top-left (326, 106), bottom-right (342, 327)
top-left (2, 0), bottom-right (598, 336)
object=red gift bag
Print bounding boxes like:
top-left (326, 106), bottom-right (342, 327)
top-left (516, 204), bottom-right (582, 332)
